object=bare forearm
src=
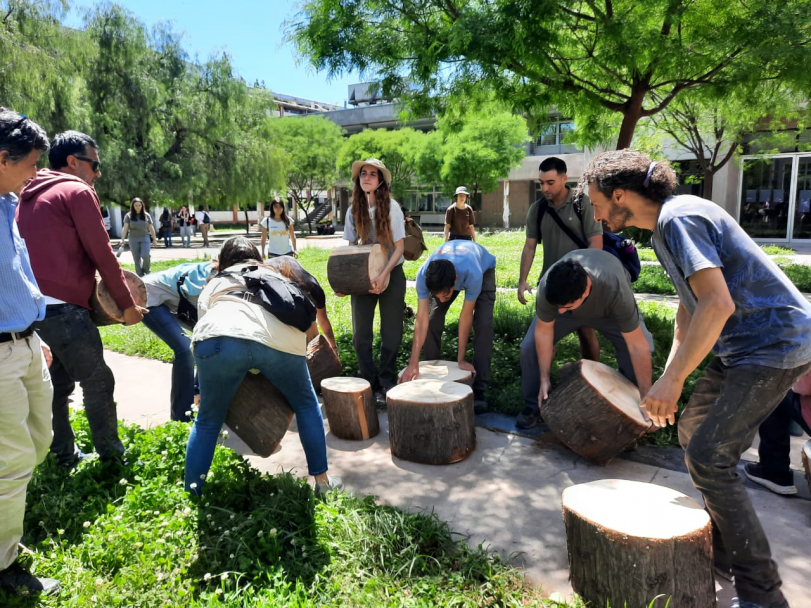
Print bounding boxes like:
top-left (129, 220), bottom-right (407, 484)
top-left (588, 234), bottom-right (603, 250)
top-left (534, 320), bottom-right (555, 383)
top-left (630, 345), bottom-right (653, 398)
top-left (409, 313), bottom-right (429, 364)
top-left (666, 303), bottom-right (691, 370)
top-left (519, 241), bottom-right (537, 284)
top-left (457, 309), bottom-right (474, 363)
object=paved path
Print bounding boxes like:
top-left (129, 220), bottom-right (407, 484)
top-left (68, 350), bottom-right (811, 607)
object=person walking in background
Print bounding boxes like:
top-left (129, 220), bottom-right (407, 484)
top-left (158, 207), bottom-right (173, 248)
top-left (444, 186), bottom-right (476, 241)
top-left (120, 197), bottom-right (156, 276)
top-left (141, 261), bottom-right (215, 422)
top-left (0, 108), bottom-right (60, 597)
top-left (16, 129), bottom-right (146, 467)
top-left (260, 197), bottom-right (297, 258)
top-left (185, 237), bottom-right (341, 496)
top-left (340, 158), bottom-right (406, 403)
top-left (176, 205), bottom-right (192, 248)
top-left (195, 206), bottom-right (211, 247)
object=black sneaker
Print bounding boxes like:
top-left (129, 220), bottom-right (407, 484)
top-left (516, 407), bottom-right (541, 429)
top-left (473, 399), bottom-right (488, 415)
top-left (744, 463), bottom-right (797, 496)
top-left (56, 448), bottom-right (89, 469)
top-left (0, 562), bottom-right (60, 597)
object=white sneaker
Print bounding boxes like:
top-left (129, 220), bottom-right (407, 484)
top-left (315, 475), bottom-right (343, 495)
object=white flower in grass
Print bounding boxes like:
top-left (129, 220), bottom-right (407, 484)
top-left (203, 573), bottom-right (212, 581)
top-left (153, 511), bottom-right (160, 516)
top-left (183, 507), bottom-right (192, 517)
top-left (95, 578), bottom-right (104, 587)
top-left (223, 530), bottom-right (230, 536)
top-left (161, 450), bottom-right (168, 456)
top-left (83, 521), bottom-right (91, 529)
top-left (229, 514), bottom-right (235, 520)
top-left (220, 430), bottom-right (229, 439)
top-left (220, 573), bottom-right (228, 581)
top-left (184, 411), bottom-right (192, 417)
top-left (190, 482), bottom-right (198, 490)
top-left (199, 473), bottom-right (207, 481)
top-left (269, 528), bottom-right (277, 537)
top-left (257, 530), bottom-right (263, 537)
top-left (215, 588), bottom-right (223, 596)
top-left (229, 554), bottom-right (235, 559)
top-left (206, 514), bottom-right (212, 520)
top-left (135, 542), bottom-right (143, 549)
top-left (119, 478), bottom-right (128, 486)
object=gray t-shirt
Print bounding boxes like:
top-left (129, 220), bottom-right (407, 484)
top-left (124, 213), bottom-right (153, 239)
top-left (343, 199), bottom-right (406, 265)
top-left (536, 249), bottom-right (640, 333)
top-left (526, 188), bottom-right (603, 277)
top-left (652, 194), bottom-right (811, 369)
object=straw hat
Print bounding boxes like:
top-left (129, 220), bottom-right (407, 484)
top-left (454, 186), bottom-right (471, 198)
top-left (351, 158), bottom-right (392, 187)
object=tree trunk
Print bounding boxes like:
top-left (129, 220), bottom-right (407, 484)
top-left (703, 169), bottom-right (715, 201)
top-left (398, 360), bottom-right (474, 385)
top-left (803, 439), bottom-right (811, 495)
top-left (540, 360), bottom-right (650, 464)
top-left (306, 334), bottom-right (342, 393)
top-left (386, 379), bottom-right (476, 465)
top-left (327, 244), bottom-right (390, 295)
top-left (563, 479), bottom-right (715, 608)
top-left (616, 86), bottom-right (648, 150)
top-left (90, 270), bottom-right (147, 326)
top-left (243, 204), bottom-right (250, 234)
top-left (226, 371), bottom-right (294, 457)
top-left (321, 377), bottom-right (379, 440)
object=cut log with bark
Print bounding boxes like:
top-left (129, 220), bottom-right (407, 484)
top-left (226, 371), bottom-right (294, 457)
top-left (803, 439), bottom-right (811, 495)
top-left (327, 244), bottom-right (389, 295)
top-left (541, 360), bottom-right (650, 464)
top-left (398, 360), bottom-right (474, 386)
top-left (386, 379), bottom-right (475, 464)
top-left (306, 334), bottom-right (342, 393)
top-left (89, 270), bottom-right (147, 326)
top-left (321, 377), bottom-right (379, 440)
top-left (563, 479), bottom-right (715, 608)
top-left (305, 322), bottom-right (320, 345)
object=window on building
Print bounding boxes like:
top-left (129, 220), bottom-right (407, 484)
top-left (529, 119), bottom-right (577, 155)
top-left (402, 187), bottom-right (453, 214)
top-left (671, 160), bottom-right (705, 198)
top-left (739, 157), bottom-right (793, 240)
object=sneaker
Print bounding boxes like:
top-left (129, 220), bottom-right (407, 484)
top-left (744, 463), bottom-right (797, 496)
top-left (56, 448), bottom-right (89, 469)
top-left (374, 389), bottom-right (387, 406)
top-left (731, 597), bottom-right (788, 608)
top-left (473, 399), bottom-right (488, 415)
top-left (516, 407), bottom-right (541, 429)
top-left (315, 475), bottom-right (343, 495)
top-left (0, 562), bottom-right (60, 597)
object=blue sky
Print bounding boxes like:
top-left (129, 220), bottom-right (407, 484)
top-left (65, 0), bottom-right (361, 105)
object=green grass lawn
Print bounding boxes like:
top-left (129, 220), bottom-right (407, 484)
top-left (8, 414), bottom-right (576, 608)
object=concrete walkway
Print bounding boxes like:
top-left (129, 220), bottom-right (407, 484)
top-left (74, 350), bottom-right (811, 607)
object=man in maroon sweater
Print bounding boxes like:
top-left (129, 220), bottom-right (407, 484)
top-left (16, 131), bottom-right (146, 466)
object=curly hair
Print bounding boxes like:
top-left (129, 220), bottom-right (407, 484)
top-left (351, 175), bottom-right (393, 251)
top-left (579, 149), bottom-right (678, 204)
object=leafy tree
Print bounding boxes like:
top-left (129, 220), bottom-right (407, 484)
top-left (263, 114), bottom-right (344, 233)
top-left (336, 127), bottom-right (426, 200)
top-left (289, 0), bottom-right (811, 149)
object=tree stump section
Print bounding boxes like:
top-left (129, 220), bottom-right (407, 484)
top-left (803, 439), bottom-right (811, 495)
top-left (306, 334), bottom-right (342, 393)
top-left (305, 322), bottom-right (320, 345)
top-left (327, 244), bottom-right (389, 295)
top-left (321, 377), bottom-right (379, 440)
top-left (398, 360), bottom-right (474, 386)
top-left (89, 270), bottom-right (147, 326)
top-left (562, 479), bottom-right (715, 608)
top-left (386, 379), bottom-right (475, 464)
top-left (225, 371), bottom-right (294, 457)
top-left (541, 360), bottom-right (650, 464)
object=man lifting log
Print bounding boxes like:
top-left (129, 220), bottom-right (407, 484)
top-left (399, 240), bottom-right (496, 414)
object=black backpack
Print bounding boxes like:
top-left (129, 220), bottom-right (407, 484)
top-left (535, 197), bottom-right (641, 282)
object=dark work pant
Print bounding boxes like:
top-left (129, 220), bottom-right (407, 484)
top-left (423, 268), bottom-right (496, 400)
top-left (757, 389), bottom-right (811, 483)
top-left (678, 358), bottom-right (811, 607)
top-left (33, 304), bottom-right (125, 461)
top-left (350, 264), bottom-right (406, 391)
top-left (448, 235), bottom-right (472, 241)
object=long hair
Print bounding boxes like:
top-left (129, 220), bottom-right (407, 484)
top-left (351, 176), bottom-right (393, 250)
top-left (129, 197), bottom-right (146, 221)
top-left (160, 207), bottom-right (170, 221)
top-left (269, 199), bottom-right (291, 228)
top-left (218, 236), bottom-right (262, 270)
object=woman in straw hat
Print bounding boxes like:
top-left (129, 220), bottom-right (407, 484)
top-left (444, 186), bottom-right (477, 242)
top-left (341, 158), bottom-right (406, 403)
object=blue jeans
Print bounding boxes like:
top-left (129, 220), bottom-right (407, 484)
top-left (141, 304), bottom-right (194, 422)
top-left (161, 228), bottom-right (172, 247)
top-left (179, 225), bottom-right (192, 247)
top-left (185, 336), bottom-right (328, 494)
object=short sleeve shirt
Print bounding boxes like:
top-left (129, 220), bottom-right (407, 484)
top-left (124, 213), bottom-right (153, 239)
top-left (536, 249), bottom-right (640, 332)
top-left (343, 199), bottom-right (406, 265)
top-left (526, 188), bottom-right (603, 277)
top-left (652, 194), bottom-right (811, 368)
top-left (416, 240), bottom-right (497, 302)
top-left (260, 216), bottom-right (293, 255)
top-left (444, 204), bottom-right (475, 237)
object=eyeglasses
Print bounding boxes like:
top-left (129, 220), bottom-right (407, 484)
top-left (73, 155), bottom-right (101, 172)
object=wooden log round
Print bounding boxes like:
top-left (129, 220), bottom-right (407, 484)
top-left (321, 377), bottom-right (379, 440)
top-left (89, 269), bottom-right (147, 326)
top-left (397, 360), bottom-right (474, 386)
top-left (305, 322), bottom-right (320, 345)
top-left (225, 371), bottom-right (294, 457)
top-left (541, 360), bottom-right (650, 464)
top-left (386, 379), bottom-right (475, 465)
top-left (306, 334), bottom-right (342, 393)
top-left (327, 244), bottom-right (389, 295)
top-left (562, 479), bottom-right (715, 608)
top-left (803, 439), bottom-right (811, 495)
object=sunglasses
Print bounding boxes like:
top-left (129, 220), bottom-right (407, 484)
top-left (73, 155), bottom-right (101, 172)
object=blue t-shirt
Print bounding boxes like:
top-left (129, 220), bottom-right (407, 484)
top-left (416, 240), bottom-right (496, 302)
top-left (652, 195), bottom-right (811, 369)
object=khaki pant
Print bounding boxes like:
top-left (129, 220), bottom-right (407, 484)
top-left (0, 333), bottom-right (53, 570)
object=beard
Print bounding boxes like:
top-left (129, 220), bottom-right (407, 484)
top-left (607, 201), bottom-right (634, 232)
